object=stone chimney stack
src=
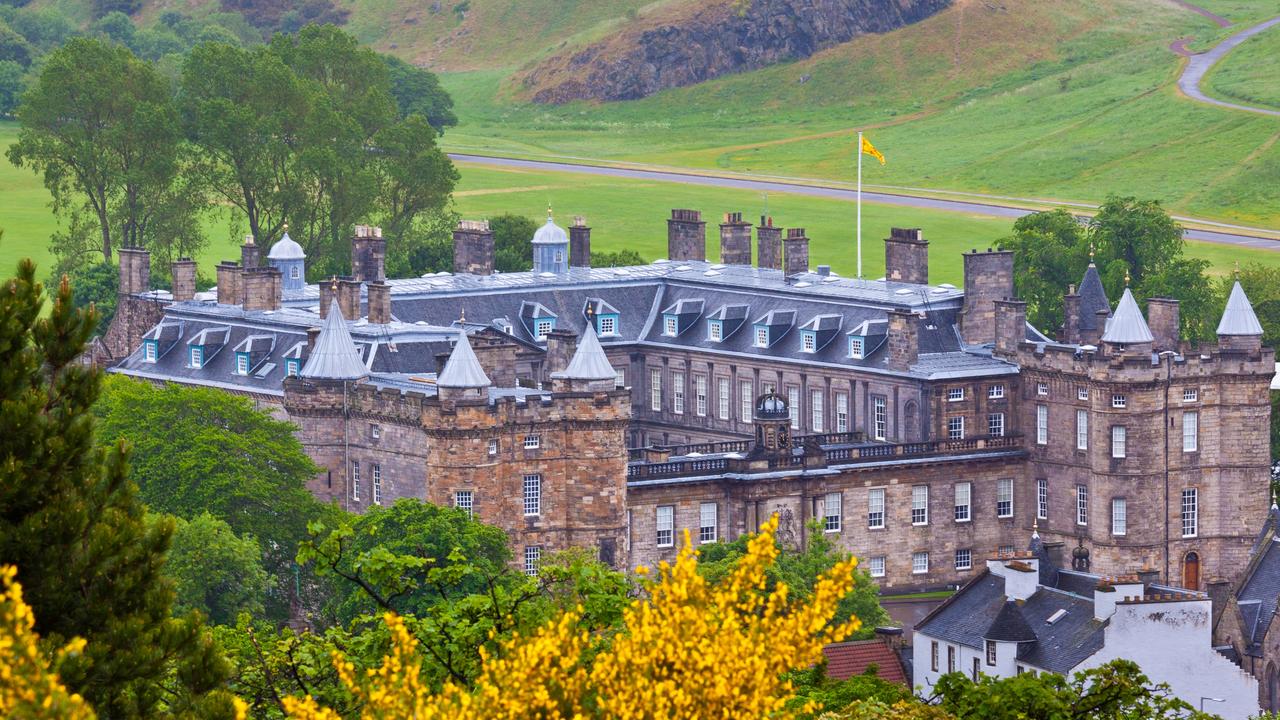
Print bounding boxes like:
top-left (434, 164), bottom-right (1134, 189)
top-left (241, 235), bottom-right (261, 270)
top-left (367, 281), bottom-right (392, 325)
top-left (215, 261), bottom-right (241, 305)
top-left (453, 220), bottom-right (494, 276)
top-left (351, 224), bottom-right (386, 283)
top-left (783, 228), bottom-right (810, 277)
top-left (884, 228), bottom-right (929, 285)
top-left (960, 248), bottom-right (1015, 346)
top-left (319, 279), bottom-right (336, 319)
top-left (667, 209), bottom-right (706, 262)
top-left (544, 328), bottom-right (577, 376)
top-left (718, 212), bottom-right (752, 266)
top-left (570, 216), bottom-right (592, 268)
top-left (887, 309), bottom-right (919, 372)
top-left (170, 258), bottom-right (196, 302)
top-left (757, 216), bottom-right (782, 270)
top-left (306, 326), bottom-right (321, 353)
top-left (994, 299), bottom-right (1027, 357)
top-left (118, 246), bottom-right (151, 297)
top-left (1062, 285), bottom-right (1081, 344)
top-left (337, 277), bottom-right (362, 321)
top-left (241, 267), bottom-right (282, 312)
top-left (1146, 297), bottom-right (1180, 352)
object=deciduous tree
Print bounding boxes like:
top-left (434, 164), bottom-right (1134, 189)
top-left (166, 512), bottom-right (272, 626)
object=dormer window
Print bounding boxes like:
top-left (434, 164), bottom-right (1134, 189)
top-left (596, 314), bottom-right (618, 336)
top-left (285, 358), bottom-right (301, 377)
top-left (708, 320), bottom-right (723, 342)
top-left (143, 340), bottom-right (158, 363)
top-left (664, 315), bottom-right (678, 336)
top-left (801, 331), bottom-right (816, 353)
top-left (754, 326), bottom-right (769, 348)
top-left (189, 346), bottom-right (204, 369)
top-left (235, 353), bottom-right (250, 376)
top-left (848, 336), bottom-right (865, 359)
top-left (535, 318), bottom-right (554, 341)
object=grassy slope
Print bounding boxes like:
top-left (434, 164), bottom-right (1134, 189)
top-left (1203, 21), bottom-right (1280, 112)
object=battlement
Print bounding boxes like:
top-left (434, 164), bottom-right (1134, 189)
top-left (1004, 338), bottom-right (1274, 383)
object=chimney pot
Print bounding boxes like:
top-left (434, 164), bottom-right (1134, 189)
top-left (453, 220), bottom-right (495, 275)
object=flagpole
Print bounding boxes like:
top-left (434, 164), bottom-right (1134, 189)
top-left (857, 131), bottom-right (863, 279)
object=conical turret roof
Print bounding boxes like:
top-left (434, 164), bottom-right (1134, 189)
top-left (437, 330), bottom-right (491, 388)
top-left (1102, 288), bottom-right (1154, 344)
top-left (552, 324), bottom-right (617, 381)
top-left (984, 600), bottom-right (1037, 643)
top-left (1217, 281), bottom-right (1264, 336)
top-left (301, 300), bottom-right (367, 380)
top-left (1077, 264), bottom-right (1110, 332)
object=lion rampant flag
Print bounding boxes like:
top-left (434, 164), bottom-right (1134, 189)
top-left (860, 135), bottom-right (886, 165)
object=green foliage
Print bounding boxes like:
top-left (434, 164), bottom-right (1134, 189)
top-left (64, 260), bottom-right (117, 333)
top-left (166, 512), bottom-right (271, 626)
top-left (591, 248), bottom-right (645, 268)
top-left (383, 54), bottom-right (457, 132)
top-left (0, 19), bottom-right (33, 65)
top-left (89, 10), bottom-right (135, 46)
top-left (490, 213), bottom-right (537, 272)
top-left (0, 260), bottom-right (238, 718)
top-left (789, 662), bottom-right (914, 718)
top-left (93, 0), bottom-right (141, 20)
top-left (0, 58), bottom-right (21, 115)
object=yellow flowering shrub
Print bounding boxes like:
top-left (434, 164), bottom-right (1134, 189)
top-left (0, 565), bottom-right (95, 720)
top-left (283, 515), bottom-right (861, 719)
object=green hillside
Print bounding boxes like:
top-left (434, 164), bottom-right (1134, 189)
top-left (1204, 20), bottom-right (1280, 111)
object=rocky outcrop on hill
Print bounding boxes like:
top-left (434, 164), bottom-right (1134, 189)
top-left (520, 0), bottom-right (951, 103)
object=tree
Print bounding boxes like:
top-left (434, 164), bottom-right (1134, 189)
top-left (0, 19), bottom-right (33, 66)
top-left (0, 566), bottom-right (96, 720)
top-left (0, 260), bottom-right (237, 717)
top-left (65, 261), bottom-right (118, 335)
top-left (0, 59), bottom-right (22, 116)
top-left (592, 249), bottom-right (646, 267)
top-left (1000, 208), bottom-right (1089, 337)
top-left (383, 54), bottom-right (457, 132)
top-left (372, 114), bottom-right (458, 241)
top-left (490, 213), bottom-right (538, 273)
top-left (166, 512), bottom-right (271, 626)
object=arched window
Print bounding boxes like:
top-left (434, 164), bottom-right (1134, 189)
top-left (1267, 662), bottom-right (1279, 711)
top-left (291, 266), bottom-right (300, 279)
top-left (1182, 551), bottom-right (1200, 590)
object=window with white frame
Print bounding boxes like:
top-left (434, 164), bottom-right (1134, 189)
top-left (656, 505), bottom-right (674, 547)
top-left (849, 336), bottom-right (865, 359)
top-left (955, 548), bottom-right (972, 571)
top-left (811, 390), bottom-right (824, 432)
top-left (988, 413), bottom-right (1004, 437)
top-left (189, 345), bottom-right (203, 369)
top-left (523, 434), bottom-right (540, 450)
top-left (755, 327), bottom-right (769, 348)
top-left (801, 332), bottom-right (816, 353)
top-left (718, 378), bottom-right (730, 420)
top-left (868, 488), bottom-right (885, 529)
top-left (1076, 484), bottom-right (1089, 526)
top-left (371, 463), bottom-right (382, 505)
top-left (454, 490), bottom-right (473, 518)
top-left (998, 545), bottom-right (1015, 556)
top-left (673, 372), bottom-right (685, 414)
top-left (351, 461), bottom-right (360, 501)
top-left (1111, 498), bottom-right (1126, 536)
top-left (650, 369), bottom-right (662, 411)
top-left (664, 316), bottom-right (678, 336)
top-left (616, 369), bottom-right (625, 387)
top-left (285, 358), bottom-right (300, 377)
top-left (931, 642), bottom-right (938, 672)
top-left (708, 321), bottom-right (722, 342)
top-left (740, 380), bottom-right (752, 421)
top-left (835, 392), bottom-right (849, 433)
top-left (1078, 386), bottom-right (1090, 401)
top-left (954, 482), bottom-right (971, 522)
top-left (1183, 388), bottom-right (1198, 403)
top-left (535, 319), bottom-right (553, 340)
top-left (948, 387), bottom-right (964, 402)
top-left (873, 397), bottom-right (887, 440)
top-left (1111, 426), bottom-right (1126, 458)
top-left (1182, 488), bottom-right (1198, 537)
top-left (912, 551), bottom-right (929, 574)
top-left (1037, 382), bottom-right (1049, 396)
top-left (694, 375), bottom-right (707, 417)
top-left (370, 424), bottom-right (381, 440)
top-left (911, 485), bottom-right (929, 525)
top-left (868, 556), bottom-right (885, 578)
top-left (948, 645), bottom-right (956, 673)
top-left (598, 315), bottom-right (616, 336)
top-left (823, 492), bottom-right (841, 532)
top-left (236, 354), bottom-right (249, 375)
top-left (788, 387), bottom-right (800, 430)
top-left (488, 438), bottom-right (498, 456)
top-left (523, 474), bottom-right (541, 516)
top-left (1076, 410), bottom-right (1088, 450)
top-left (1036, 404), bottom-right (1048, 445)
top-left (973, 657), bottom-right (981, 681)
top-left (989, 384), bottom-right (1005, 399)
top-left (291, 266), bottom-right (300, 279)
top-left (699, 502), bottom-right (717, 543)
top-left (1036, 479), bottom-right (1048, 520)
top-left (1183, 412), bottom-right (1198, 452)
top-left (997, 478), bottom-right (1013, 518)
top-left (948, 416), bottom-right (965, 440)
top-left (524, 546), bottom-right (541, 576)
top-left (986, 640), bottom-right (997, 666)
top-left (1112, 393), bottom-right (1126, 408)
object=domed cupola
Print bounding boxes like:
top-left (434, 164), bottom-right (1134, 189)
top-left (532, 207), bottom-right (569, 275)
top-left (752, 391), bottom-right (792, 456)
top-left (268, 225), bottom-right (306, 293)
top-left (755, 392), bottom-right (789, 421)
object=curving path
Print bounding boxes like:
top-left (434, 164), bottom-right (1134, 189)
top-left (1174, 11), bottom-right (1280, 117)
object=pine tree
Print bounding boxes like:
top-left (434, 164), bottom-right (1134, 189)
top-left (0, 258), bottom-right (238, 719)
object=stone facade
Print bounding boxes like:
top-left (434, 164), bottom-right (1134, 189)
top-left (756, 218), bottom-right (782, 270)
top-left (718, 213), bottom-right (752, 266)
top-left (667, 208), bottom-right (706, 262)
top-left (452, 220), bottom-right (494, 276)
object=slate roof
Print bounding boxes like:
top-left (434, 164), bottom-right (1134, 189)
top-left (1218, 281), bottom-right (1264, 336)
top-left (300, 301), bottom-right (368, 380)
top-left (1102, 288), bottom-right (1154, 344)
top-left (552, 325), bottom-right (616, 381)
top-left (986, 600), bottom-right (1038, 642)
top-left (1077, 264), bottom-right (1110, 332)
top-left (437, 330), bottom-right (491, 388)
top-left (1237, 533), bottom-right (1280, 655)
top-left (822, 640), bottom-right (907, 684)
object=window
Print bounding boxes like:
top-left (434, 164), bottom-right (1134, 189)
top-left (189, 345), bottom-right (203, 369)
top-left (524, 434), bottom-right (540, 450)
top-left (740, 380), bottom-right (753, 421)
top-left (351, 461), bottom-right (360, 501)
top-left (986, 640), bottom-right (997, 666)
top-left (947, 416), bottom-right (965, 440)
top-left (836, 392), bottom-right (849, 433)
top-left (143, 341), bottom-right (157, 363)
top-left (664, 315), bottom-right (678, 336)
top-left (868, 488), bottom-right (886, 529)
top-left (849, 336), bottom-right (865, 359)
top-left (371, 463), bottom-right (382, 505)
top-left (1078, 386), bottom-right (1090, 401)
top-left (998, 545), bottom-right (1015, 556)
top-left (718, 378), bottom-right (730, 420)
top-left (615, 369), bottom-right (625, 389)
top-left (1076, 485), bottom-right (1089, 526)
top-left (535, 319), bottom-right (554, 340)
top-left (949, 646), bottom-right (957, 673)
top-left (370, 424), bottom-right (381, 440)
top-left (755, 327), bottom-right (769, 348)
top-left (954, 482), bottom-right (971, 522)
top-left (1037, 382), bottom-right (1049, 396)
top-left (454, 490), bottom-right (473, 517)
top-left (868, 556), bottom-right (885, 578)
top-left (1183, 412), bottom-right (1198, 452)
top-left (290, 265), bottom-right (300, 279)
top-left (524, 546), bottom-right (541, 576)
top-left (997, 478), bottom-right (1014, 518)
top-left (1036, 479), bottom-right (1048, 520)
top-left (973, 657), bottom-right (981, 681)
top-left (1076, 410), bottom-right (1089, 450)
top-left (801, 332), bottom-right (816, 353)
top-left (912, 551), bottom-right (929, 574)
top-left (811, 390), bottom-right (824, 432)
top-left (931, 642), bottom-right (939, 672)
top-left (1036, 404), bottom-right (1048, 445)
top-left (672, 373), bottom-right (685, 414)
top-left (598, 315), bottom-right (617, 336)
top-left (1111, 426), bottom-right (1126, 458)
top-left (912, 485), bottom-right (929, 525)
top-left (1183, 388), bottom-right (1198, 403)
top-left (488, 438), bottom-right (498, 456)
top-left (650, 369), bottom-right (662, 411)
top-left (708, 321), bottom-right (722, 342)
top-left (948, 387), bottom-right (964, 402)
top-left (523, 474), bottom-right (541, 516)
top-left (695, 375), bottom-right (707, 417)
top-left (873, 397), bottom-right (887, 440)
top-left (989, 384), bottom-right (1005, 399)
top-left (988, 413), bottom-right (1004, 437)
top-left (1182, 488), bottom-right (1198, 537)
top-left (656, 505), bottom-right (674, 547)
top-left (1112, 393), bottom-right (1126, 408)
top-left (788, 387), bottom-right (800, 430)
top-left (236, 353), bottom-right (249, 375)
top-left (285, 358), bottom-right (301, 377)
top-left (823, 492), bottom-right (841, 532)
top-left (955, 549), bottom-right (972, 571)
top-left (1111, 498), bottom-right (1126, 536)
top-left (699, 502), bottom-right (717, 543)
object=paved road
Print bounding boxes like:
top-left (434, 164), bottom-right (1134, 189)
top-left (449, 153), bottom-right (1280, 251)
top-left (1176, 14), bottom-right (1280, 118)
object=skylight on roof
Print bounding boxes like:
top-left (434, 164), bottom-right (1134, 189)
top-left (794, 281), bottom-right (811, 288)
top-left (823, 276), bottom-right (839, 283)
top-left (675, 265), bottom-right (692, 272)
top-left (710, 264), bottom-right (726, 270)
top-left (704, 270), bottom-right (721, 276)
top-left (1046, 609), bottom-right (1068, 625)
top-left (895, 288), bottom-right (914, 295)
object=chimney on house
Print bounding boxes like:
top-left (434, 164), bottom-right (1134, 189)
top-left (170, 258), bottom-right (196, 302)
top-left (367, 281), bottom-right (391, 325)
top-left (667, 209), bottom-right (706, 262)
top-left (240, 235), bottom-right (261, 270)
top-left (118, 246), bottom-right (151, 297)
top-left (757, 216), bottom-right (782, 270)
top-left (569, 216), bottom-right (591, 268)
top-left (886, 309), bottom-right (919, 371)
top-left (453, 219), bottom-right (494, 276)
top-left (783, 228), bottom-right (809, 277)
top-left (215, 261), bottom-right (241, 305)
top-left (1062, 285), bottom-right (1081, 344)
top-left (337, 277), bottom-right (362, 320)
top-left (306, 326), bottom-right (321, 353)
top-left (994, 299), bottom-right (1027, 357)
top-left (718, 212), bottom-right (752, 266)
top-left (544, 328), bottom-right (577, 376)
top-left (351, 224), bottom-right (386, 283)
top-left (1146, 297), bottom-right (1180, 352)
top-left (884, 228), bottom-right (929, 284)
top-left (241, 266), bottom-right (282, 312)
top-left (960, 248), bottom-right (1015, 346)
top-left (319, 278), bottom-right (336, 319)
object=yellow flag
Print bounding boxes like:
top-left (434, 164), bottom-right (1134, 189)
top-left (861, 135), bottom-right (886, 165)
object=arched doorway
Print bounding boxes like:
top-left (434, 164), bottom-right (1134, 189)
top-left (1182, 551), bottom-right (1200, 590)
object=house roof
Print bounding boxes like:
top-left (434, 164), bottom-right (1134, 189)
top-left (1102, 288), bottom-right (1154, 344)
top-left (986, 600), bottom-right (1037, 642)
top-left (1237, 534), bottom-right (1280, 655)
top-left (822, 640), bottom-right (907, 684)
top-left (436, 330), bottom-right (492, 388)
top-left (552, 324), bottom-right (616, 381)
top-left (301, 300), bottom-right (368, 380)
top-left (1217, 281), bottom-right (1264, 336)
